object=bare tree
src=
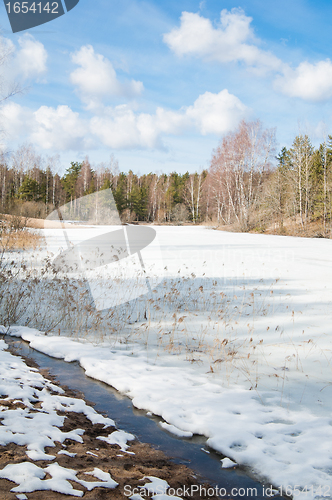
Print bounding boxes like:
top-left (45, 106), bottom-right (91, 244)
top-left (289, 135), bottom-right (314, 228)
top-left (184, 172), bottom-right (205, 223)
top-left (209, 119), bottom-right (276, 230)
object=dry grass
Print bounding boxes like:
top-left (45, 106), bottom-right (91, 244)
top-left (0, 216), bottom-right (43, 251)
top-left (0, 221), bottom-right (308, 398)
top-left (0, 243), bottom-right (315, 404)
top-left (214, 215), bottom-right (332, 238)
top-left (263, 217), bottom-right (331, 238)
top-left (0, 230), bottom-right (43, 251)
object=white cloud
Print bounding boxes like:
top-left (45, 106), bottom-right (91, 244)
top-left (1, 89), bottom-right (247, 152)
top-left (274, 60), bottom-right (332, 101)
top-left (91, 90), bottom-right (248, 149)
top-left (186, 90), bottom-right (248, 135)
top-left (90, 105), bottom-right (162, 149)
top-left (163, 9), bottom-right (281, 72)
top-left (15, 35), bottom-right (48, 79)
top-left (70, 45), bottom-right (144, 108)
top-left (155, 107), bottom-right (189, 134)
top-left (29, 105), bottom-right (91, 151)
top-left (0, 102), bottom-right (32, 137)
top-left (2, 103), bottom-right (92, 151)
top-left (0, 35), bottom-right (47, 89)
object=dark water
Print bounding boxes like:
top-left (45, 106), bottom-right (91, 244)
top-left (6, 337), bottom-right (282, 500)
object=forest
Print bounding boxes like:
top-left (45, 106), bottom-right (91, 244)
top-left (1, 119), bottom-right (332, 237)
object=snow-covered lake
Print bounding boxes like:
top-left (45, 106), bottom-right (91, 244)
top-left (6, 226), bottom-right (332, 499)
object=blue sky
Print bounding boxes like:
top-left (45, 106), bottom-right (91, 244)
top-left (1, 0), bottom-right (332, 174)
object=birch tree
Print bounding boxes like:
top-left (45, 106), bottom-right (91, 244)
top-left (289, 135), bottom-right (314, 227)
top-left (209, 120), bottom-right (276, 229)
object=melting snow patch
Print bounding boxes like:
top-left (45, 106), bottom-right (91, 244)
top-left (0, 461), bottom-right (118, 496)
top-left (0, 462), bottom-right (46, 492)
top-left (130, 495), bottom-right (146, 500)
top-left (78, 467), bottom-right (118, 490)
top-left (58, 450), bottom-right (77, 457)
top-left (86, 451), bottom-right (98, 456)
top-left (97, 429), bottom-right (135, 452)
top-left (221, 458), bottom-right (237, 468)
top-left (159, 422), bottom-right (193, 438)
top-left (140, 476), bottom-right (170, 495)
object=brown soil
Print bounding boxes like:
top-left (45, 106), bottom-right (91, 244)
top-left (0, 354), bottom-right (230, 500)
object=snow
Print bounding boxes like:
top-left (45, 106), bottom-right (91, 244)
top-left (4, 226), bottom-right (332, 498)
top-left (86, 450), bottom-right (98, 456)
top-left (0, 339), bottom-right (90, 460)
top-left (138, 477), bottom-right (183, 500)
top-left (0, 339), bottom-right (123, 496)
top-left (159, 422), bottom-right (193, 438)
top-left (77, 467), bottom-right (118, 491)
top-left (97, 429), bottom-right (135, 452)
top-left (58, 450), bottom-right (77, 457)
top-left (0, 462), bottom-right (118, 496)
top-left (221, 457), bottom-right (237, 468)
top-left (140, 476), bottom-right (170, 494)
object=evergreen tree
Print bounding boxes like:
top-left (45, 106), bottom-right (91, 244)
top-left (101, 178), bottom-right (111, 190)
top-left (18, 177), bottom-right (40, 202)
top-left (113, 173), bottom-right (127, 215)
top-left (61, 162), bottom-right (82, 202)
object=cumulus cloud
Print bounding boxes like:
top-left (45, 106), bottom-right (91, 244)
top-left (0, 102), bottom-right (32, 137)
top-left (1, 102), bottom-right (91, 151)
top-left (0, 34), bottom-right (47, 88)
top-left (70, 45), bottom-right (144, 108)
top-left (90, 105), bottom-right (162, 149)
top-left (1, 89), bottom-right (247, 151)
top-left (186, 90), bottom-right (248, 135)
top-left (15, 34), bottom-right (48, 79)
top-left (163, 9), bottom-right (281, 72)
top-left (91, 89), bottom-right (248, 149)
top-left (31, 105), bottom-right (92, 150)
top-left (274, 60), bottom-right (332, 101)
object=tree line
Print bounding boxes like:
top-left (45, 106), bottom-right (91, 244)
top-left (2, 120), bottom-right (332, 235)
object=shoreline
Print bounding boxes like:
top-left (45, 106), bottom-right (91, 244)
top-left (0, 341), bottom-right (225, 499)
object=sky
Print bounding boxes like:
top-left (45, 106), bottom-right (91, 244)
top-left (1, 0), bottom-right (332, 175)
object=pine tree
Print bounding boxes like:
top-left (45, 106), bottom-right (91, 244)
top-left (113, 173), bottom-right (127, 215)
top-left (61, 162), bottom-right (82, 203)
top-left (18, 177), bottom-right (40, 202)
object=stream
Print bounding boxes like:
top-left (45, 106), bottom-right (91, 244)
top-left (6, 336), bottom-right (282, 500)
